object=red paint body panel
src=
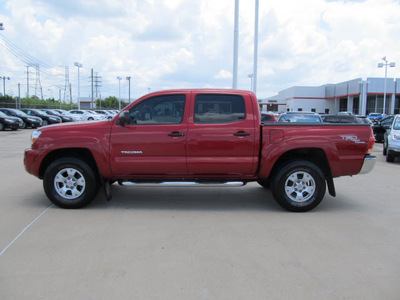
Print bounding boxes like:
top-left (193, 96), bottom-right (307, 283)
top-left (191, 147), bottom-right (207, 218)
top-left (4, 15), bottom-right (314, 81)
top-left (24, 89), bottom-right (374, 183)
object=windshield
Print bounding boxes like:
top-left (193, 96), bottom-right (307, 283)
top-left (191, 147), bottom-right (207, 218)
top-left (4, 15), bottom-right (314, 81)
top-left (34, 110), bottom-right (49, 117)
top-left (10, 109), bottom-right (29, 117)
top-left (0, 111), bottom-right (7, 117)
top-left (279, 114), bottom-right (322, 123)
top-left (393, 117), bottom-right (400, 130)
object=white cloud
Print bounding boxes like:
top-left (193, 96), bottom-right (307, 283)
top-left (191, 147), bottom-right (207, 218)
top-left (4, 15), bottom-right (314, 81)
top-left (1, 0), bottom-right (400, 100)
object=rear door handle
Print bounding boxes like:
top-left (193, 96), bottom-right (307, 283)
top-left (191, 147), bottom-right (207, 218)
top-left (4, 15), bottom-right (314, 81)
top-left (168, 132), bottom-right (185, 137)
top-left (233, 132), bottom-right (251, 136)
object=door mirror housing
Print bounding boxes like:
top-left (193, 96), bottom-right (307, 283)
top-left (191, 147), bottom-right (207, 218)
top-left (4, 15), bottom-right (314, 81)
top-left (118, 111), bottom-right (131, 126)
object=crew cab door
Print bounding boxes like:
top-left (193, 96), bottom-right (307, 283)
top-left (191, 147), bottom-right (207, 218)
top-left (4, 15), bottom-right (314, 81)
top-left (110, 93), bottom-right (188, 176)
top-left (186, 92), bottom-right (258, 176)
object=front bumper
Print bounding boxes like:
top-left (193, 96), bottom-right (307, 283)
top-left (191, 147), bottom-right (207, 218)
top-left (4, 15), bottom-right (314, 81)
top-left (359, 155), bottom-right (376, 175)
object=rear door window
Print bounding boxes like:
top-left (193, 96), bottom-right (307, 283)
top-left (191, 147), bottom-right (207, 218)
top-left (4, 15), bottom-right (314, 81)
top-left (194, 94), bottom-right (246, 124)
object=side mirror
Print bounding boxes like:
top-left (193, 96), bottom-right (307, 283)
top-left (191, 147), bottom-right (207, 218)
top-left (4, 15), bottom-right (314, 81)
top-left (118, 111), bottom-right (131, 126)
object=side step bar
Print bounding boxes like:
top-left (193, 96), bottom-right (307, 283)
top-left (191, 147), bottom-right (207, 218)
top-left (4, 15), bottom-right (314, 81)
top-left (118, 181), bottom-right (247, 187)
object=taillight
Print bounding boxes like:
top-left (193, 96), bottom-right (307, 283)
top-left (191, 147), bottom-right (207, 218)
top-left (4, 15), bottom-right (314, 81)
top-left (366, 129), bottom-right (375, 154)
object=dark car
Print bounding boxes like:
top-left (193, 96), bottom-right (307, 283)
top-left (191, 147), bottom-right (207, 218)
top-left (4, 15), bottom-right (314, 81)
top-left (20, 109), bottom-right (62, 126)
top-left (0, 111), bottom-right (23, 131)
top-left (373, 115), bottom-right (394, 143)
top-left (355, 115), bottom-right (373, 126)
top-left (367, 112), bottom-right (385, 125)
top-left (321, 115), bottom-right (359, 123)
top-left (40, 109), bottom-right (74, 123)
top-left (0, 108), bottom-right (42, 129)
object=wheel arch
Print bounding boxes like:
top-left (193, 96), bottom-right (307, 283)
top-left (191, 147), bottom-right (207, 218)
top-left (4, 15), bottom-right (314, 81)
top-left (267, 148), bottom-right (335, 196)
top-left (39, 148), bottom-right (101, 182)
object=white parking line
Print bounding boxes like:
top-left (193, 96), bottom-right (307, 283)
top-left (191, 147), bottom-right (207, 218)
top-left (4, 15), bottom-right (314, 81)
top-left (0, 204), bottom-right (53, 257)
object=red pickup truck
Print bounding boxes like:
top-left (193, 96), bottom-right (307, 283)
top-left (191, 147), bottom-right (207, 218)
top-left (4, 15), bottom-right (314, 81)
top-left (24, 89), bottom-right (376, 212)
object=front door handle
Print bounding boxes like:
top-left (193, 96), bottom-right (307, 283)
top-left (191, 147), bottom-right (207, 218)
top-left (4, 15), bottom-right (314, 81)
top-left (233, 132), bottom-right (251, 136)
top-left (168, 132), bottom-right (185, 137)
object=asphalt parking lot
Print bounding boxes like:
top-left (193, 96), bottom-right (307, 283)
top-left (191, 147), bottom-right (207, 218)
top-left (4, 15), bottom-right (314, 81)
top-left (1, 129), bottom-right (400, 300)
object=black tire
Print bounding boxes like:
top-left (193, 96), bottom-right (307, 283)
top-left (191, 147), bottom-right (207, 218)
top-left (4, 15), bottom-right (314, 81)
top-left (43, 157), bottom-right (100, 208)
top-left (0, 122), bottom-right (4, 131)
top-left (386, 151), bottom-right (395, 163)
top-left (21, 121), bottom-right (27, 129)
top-left (257, 179), bottom-right (270, 189)
top-left (271, 161), bottom-right (326, 212)
top-left (42, 120), bottom-right (49, 126)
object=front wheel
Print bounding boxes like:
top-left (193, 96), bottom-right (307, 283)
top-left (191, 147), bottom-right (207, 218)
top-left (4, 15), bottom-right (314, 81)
top-left (43, 157), bottom-right (99, 208)
top-left (271, 161), bottom-right (326, 212)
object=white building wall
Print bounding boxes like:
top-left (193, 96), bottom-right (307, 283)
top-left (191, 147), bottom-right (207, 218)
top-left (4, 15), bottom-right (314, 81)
top-left (262, 77), bottom-right (400, 115)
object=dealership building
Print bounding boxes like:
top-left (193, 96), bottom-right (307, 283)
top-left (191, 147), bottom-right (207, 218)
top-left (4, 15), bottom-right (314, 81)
top-left (260, 77), bottom-right (400, 116)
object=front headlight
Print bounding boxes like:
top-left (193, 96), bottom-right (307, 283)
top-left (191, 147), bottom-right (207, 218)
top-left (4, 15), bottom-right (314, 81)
top-left (27, 117), bottom-right (38, 122)
top-left (4, 118), bottom-right (14, 123)
top-left (49, 117), bottom-right (58, 121)
top-left (31, 130), bottom-right (42, 145)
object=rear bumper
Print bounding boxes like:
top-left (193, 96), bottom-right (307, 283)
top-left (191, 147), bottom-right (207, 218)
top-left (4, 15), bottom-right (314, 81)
top-left (359, 155), bottom-right (376, 175)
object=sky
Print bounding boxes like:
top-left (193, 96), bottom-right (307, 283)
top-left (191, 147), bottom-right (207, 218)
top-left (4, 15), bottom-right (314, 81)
top-left (1, 0), bottom-right (400, 102)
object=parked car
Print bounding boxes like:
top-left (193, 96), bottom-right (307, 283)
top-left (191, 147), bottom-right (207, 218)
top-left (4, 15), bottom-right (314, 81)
top-left (367, 112), bottom-right (385, 124)
top-left (321, 115), bottom-right (358, 123)
top-left (355, 116), bottom-right (373, 126)
top-left (20, 109), bottom-right (62, 126)
top-left (0, 111), bottom-right (23, 131)
top-left (261, 112), bottom-right (278, 123)
top-left (69, 110), bottom-right (104, 121)
top-left (40, 109), bottom-right (74, 123)
top-left (0, 108), bottom-right (42, 128)
top-left (278, 112), bottom-right (322, 123)
top-left (337, 111), bottom-right (354, 116)
top-left (373, 115), bottom-right (394, 143)
top-left (52, 109), bottom-right (85, 122)
top-left (383, 114), bottom-right (400, 162)
top-left (93, 110), bottom-right (114, 120)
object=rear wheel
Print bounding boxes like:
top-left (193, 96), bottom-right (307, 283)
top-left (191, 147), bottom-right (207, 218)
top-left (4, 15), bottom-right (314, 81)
top-left (43, 157), bottom-right (99, 208)
top-left (271, 161), bottom-right (326, 212)
top-left (0, 122), bottom-right (4, 131)
top-left (386, 151), bottom-right (395, 163)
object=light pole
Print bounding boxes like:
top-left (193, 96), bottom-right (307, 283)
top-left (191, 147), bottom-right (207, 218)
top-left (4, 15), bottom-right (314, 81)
top-left (0, 76), bottom-right (10, 96)
top-left (126, 76), bottom-right (131, 103)
top-left (253, 0), bottom-right (259, 95)
top-left (74, 62), bottom-right (82, 110)
top-left (377, 56), bottom-right (395, 115)
top-left (117, 76), bottom-right (122, 110)
top-left (248, 74), bottom-right (253, 91)
top-left (232, 0), bottom-right (239, 89)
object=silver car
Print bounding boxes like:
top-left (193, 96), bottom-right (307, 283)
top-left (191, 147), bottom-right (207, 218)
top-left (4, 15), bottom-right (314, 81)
top-left (383, 114), bottom-right (400, 162)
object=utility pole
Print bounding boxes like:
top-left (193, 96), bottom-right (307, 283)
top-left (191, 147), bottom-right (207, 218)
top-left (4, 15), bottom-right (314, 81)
top-left (91, 68), bottom-right (94, 109)
top-left (18, 83), bottom-right (20, 108)
top-left (126, 76), bottom-right (131, 103)
top-left (26, 66), bottom-right (29, 98)
top-left (1, 76), bottom-right (10, 96)
top-left (74, 62), bottom-right (82, 110)
top-left (117, 76), bottom-right (122, 110)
